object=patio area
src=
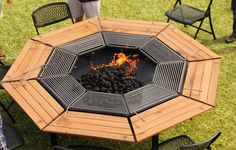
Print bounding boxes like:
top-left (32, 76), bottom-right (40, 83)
top-left (0, 0), bottom-right (235, 150)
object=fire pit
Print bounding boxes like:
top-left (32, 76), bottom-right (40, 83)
top-left (39, 31), bottom-right (187, 116)
top-left (2, 17), bottom-right (221, 142)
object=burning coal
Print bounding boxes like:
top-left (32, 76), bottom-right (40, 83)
top-left (79, 52), bottom-right (143, 94)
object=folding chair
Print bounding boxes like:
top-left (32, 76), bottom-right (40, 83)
top-left (165, 0), bottom-right (216, 39)
top-left (2, 120), bottom-right (24, 149)
top-left (32, 2), bottom-right (74, 35)
top-left (158, 131), bottom-right (221, 150)
top-left (0, 61), bottom-right (15, 123)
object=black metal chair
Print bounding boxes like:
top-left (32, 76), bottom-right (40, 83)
top-left (158, 131), bottom-right (221, 150)
top-left (165, 0), bottom-right (216, 39)
top-left (0, 62), bottom-right (15, 123)
top-left (32, 2), bottom-right (74, 35)
top-left (3, 120), bottom-right (24, 149)
top-left (52, 145), bottom-right (112, 150)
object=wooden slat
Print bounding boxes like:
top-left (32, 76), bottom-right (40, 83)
top-left (198, 60), bottom-right (214, 101)
top-left (14, 43), bottom-right (51, 80)
top-left (23, 80), bottom-right (60, 119)
top-left (3, 40), bottom-right (34, 81)
top-left (29, 46), bottom-right (52, 77)
top-left (157, 25), bottom-right (207, 61)
top-left (32, 17), bottom-right (102, 47)
top-left (157, 34), bottom-right (199, 61)
top-left (67, 111), bottom-right (128, 123)
top-left (182, 62), bottom-right (197, 97)
top-left (10, 82), bottom-right (53, 123)
top-left (182, 60), bottom-right (220, 105)
top-left (190, 61), bottom-right (205, 100)
top-left (183, 61), bottom-right (207, 100)
top-left (44, 111), bottom-right (135, 142)
top-left (29, 80), bottom-right (64, 114)
top-left (99, 17), bottom-right (168, 36)
top-left (132, 99), bottom-right (193, 127)
top-left (3, 40), bottom-right (52, 82)
top-left (2, 82), bottom-right (47, 129)
top-left (206, 59), bottom-right (221, 105)
top-left (170, 25), bottom-right (220, 59)
top-left (131, 96), bottom-right (212, 142)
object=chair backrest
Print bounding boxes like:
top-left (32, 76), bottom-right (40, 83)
top-left (174, 0), bottom-right (213, 13)
top-left (180, 131), bottom-right (221, 150)
top-left (32, 2), bottom-right (74, 35)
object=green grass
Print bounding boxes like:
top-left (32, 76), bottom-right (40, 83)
top-left (0, 0), bottom-right (236, 149)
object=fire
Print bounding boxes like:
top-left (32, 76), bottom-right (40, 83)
top-left (90, 52), bottom-right (139, 77)
top-left (113, 53), bottom-right (127, 66)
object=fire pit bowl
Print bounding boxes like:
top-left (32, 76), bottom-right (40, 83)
top-left (2, 17), bottom-right (221, 142)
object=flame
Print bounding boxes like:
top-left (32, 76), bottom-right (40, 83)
top-left (90, 52), bottom-right (139, 77)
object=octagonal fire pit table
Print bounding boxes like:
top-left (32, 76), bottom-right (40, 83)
top-left (1, 17), bottom-right (221, 149)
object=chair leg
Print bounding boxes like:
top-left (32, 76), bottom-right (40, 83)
top-left (209, 15), bottom-right (216, 40)
top-left (0, 101), bottom-right (16, 123)
top-left (167, 18), bottom-right (170, 23)
top-left (71, 17), bottom-right (74, 24)
top-left (50, 133), bottom-right (58, 146)
top-left (152, 134), bottom-right (159, 150)
top-left (35, 27), bottom-right (39, 35)
top-left (194, 20), bottom-right (204, 39)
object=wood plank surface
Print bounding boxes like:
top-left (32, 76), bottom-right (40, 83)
top-left (2, 40), bottom-right (52, 82)
top-left (182, 59), bottom-right (221, 105)
top-left (44, 111), bottom-right (135, 142)
top-left (2, 80), bottom-right (64, 129)
top-left (183, 61), bottom-right (208, 100)
top-left (131, 96), bottom-right (212, 142)
top-left (32, 17), bottom-right (102, 47)
top-left (2, 82), bottom-right (47, 129)
top-left (170, 25), bottom-right (220, 59)
top-left (205, 59), bottom-right (221, 105)
top-left (99, 17), bottom-right (169, 36)
top-left (29, 80), bottom-right (64, 114)
top-left (3, 40), bottom-right (33, 81)
top-left (156, 25), bottom-right (218, 61)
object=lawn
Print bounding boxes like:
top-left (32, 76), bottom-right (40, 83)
top-left (0, 0), bottom-right (236, 149)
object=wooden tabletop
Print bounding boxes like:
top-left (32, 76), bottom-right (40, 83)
top-left (2, 17), bottom-right (221, 142)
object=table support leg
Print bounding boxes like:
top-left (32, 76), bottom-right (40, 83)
top-left (50, 133), bottom-right (57, 146)
top-left (152, 134), bottom-right (159, 150)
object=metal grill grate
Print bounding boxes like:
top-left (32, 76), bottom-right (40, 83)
top-left (124, 84), bottom-right (178, 114)
top-left (153, 61), bottom-right (187, 93)
top-left (103, 32), bottom-right (150, 49)
top-left (140, 37), bottom-right (183, 63)
top-left (59, 33), bottom-right (105, 55)
top-left (40, 75), bottom-right (85, 107)
top-left (71, 91), bottom-right (129, 116)
top-left (40, 48), bottom-right (77, 77)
